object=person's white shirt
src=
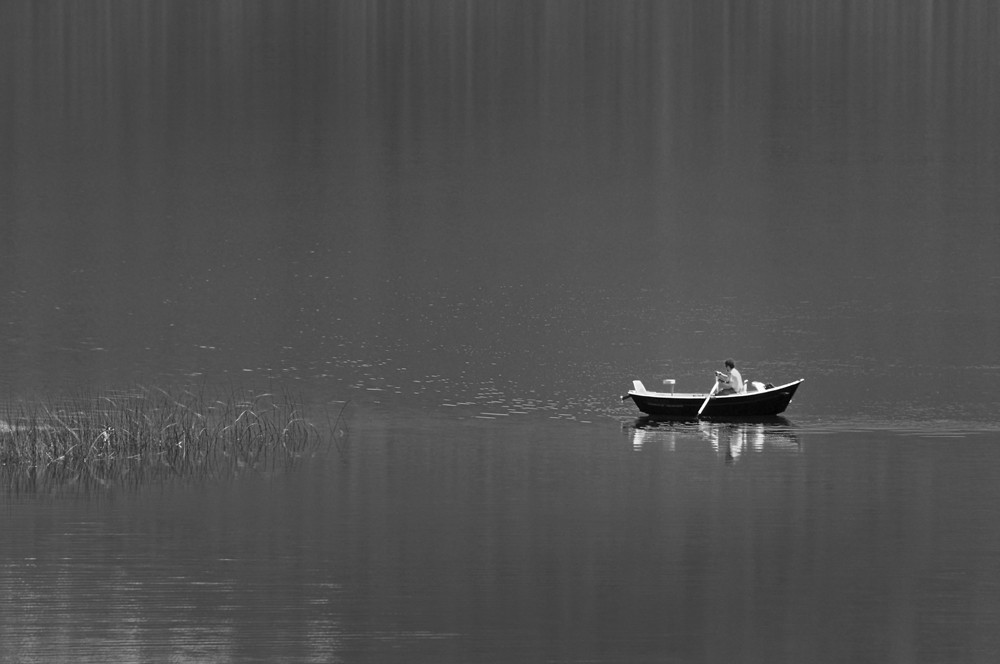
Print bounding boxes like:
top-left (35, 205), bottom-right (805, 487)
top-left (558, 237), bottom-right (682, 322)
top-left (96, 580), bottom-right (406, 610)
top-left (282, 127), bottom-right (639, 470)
top-left (728, 368), bottom-right (743, 393)
top-left (717, 367), bottom-right (743, 393)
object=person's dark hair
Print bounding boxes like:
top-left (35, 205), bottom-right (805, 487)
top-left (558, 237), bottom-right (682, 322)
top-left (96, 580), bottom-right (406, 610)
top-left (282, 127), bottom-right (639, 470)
top-left (725, 358), bottom-right (735, 369)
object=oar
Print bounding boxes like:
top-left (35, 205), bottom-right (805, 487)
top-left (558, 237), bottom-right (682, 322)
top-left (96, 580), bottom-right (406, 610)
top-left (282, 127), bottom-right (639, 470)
top-left (697, 380), bottom-right (718, 417)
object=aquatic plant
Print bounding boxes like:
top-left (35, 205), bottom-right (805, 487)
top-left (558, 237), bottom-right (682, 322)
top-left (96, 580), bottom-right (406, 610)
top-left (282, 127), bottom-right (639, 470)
top-left (0, 387), bottom-right (330, 493)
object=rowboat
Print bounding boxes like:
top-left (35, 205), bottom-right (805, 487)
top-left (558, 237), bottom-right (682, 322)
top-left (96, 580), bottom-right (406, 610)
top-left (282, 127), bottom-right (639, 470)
top-left (622, 378), bottom-right (804, 418)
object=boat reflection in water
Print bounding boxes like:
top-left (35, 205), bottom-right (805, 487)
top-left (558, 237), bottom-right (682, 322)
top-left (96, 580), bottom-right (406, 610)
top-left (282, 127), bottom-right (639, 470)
top-left (630, 417), bottom-right (800, 462)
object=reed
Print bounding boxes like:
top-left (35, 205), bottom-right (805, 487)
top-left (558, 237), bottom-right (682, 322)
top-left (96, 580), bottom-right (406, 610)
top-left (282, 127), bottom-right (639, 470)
top-left (0, 386), bottom-right (326, 492)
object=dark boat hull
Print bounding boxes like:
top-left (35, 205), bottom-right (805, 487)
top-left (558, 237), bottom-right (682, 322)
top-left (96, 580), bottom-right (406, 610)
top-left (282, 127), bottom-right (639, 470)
top-left (625, 379), bottom-right (803, 418)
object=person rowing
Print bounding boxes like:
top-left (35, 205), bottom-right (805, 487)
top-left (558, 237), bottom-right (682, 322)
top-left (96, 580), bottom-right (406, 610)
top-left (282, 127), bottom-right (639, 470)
top-left (715, 358), bottom-right (743, 395)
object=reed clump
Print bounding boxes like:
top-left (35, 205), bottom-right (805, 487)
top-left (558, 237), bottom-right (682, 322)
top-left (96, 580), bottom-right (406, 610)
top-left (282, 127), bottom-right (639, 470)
top-left (0, 387), bottom-right (324, 489)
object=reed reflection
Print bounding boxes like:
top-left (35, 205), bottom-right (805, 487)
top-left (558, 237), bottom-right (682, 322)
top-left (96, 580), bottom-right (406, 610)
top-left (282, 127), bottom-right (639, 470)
top-left (630, 418), bottom-right (799, 461)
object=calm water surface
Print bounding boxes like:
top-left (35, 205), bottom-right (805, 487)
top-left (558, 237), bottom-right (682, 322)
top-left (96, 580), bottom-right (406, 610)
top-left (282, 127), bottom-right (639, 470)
top-left (4, 415), bottom-right (1000, 663)
top-left (2, 1), bottom-right (999, 662)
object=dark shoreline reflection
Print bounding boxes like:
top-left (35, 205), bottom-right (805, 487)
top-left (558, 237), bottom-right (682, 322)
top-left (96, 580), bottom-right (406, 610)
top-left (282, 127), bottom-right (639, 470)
top-left (630, 417), bottom-right (800, 461)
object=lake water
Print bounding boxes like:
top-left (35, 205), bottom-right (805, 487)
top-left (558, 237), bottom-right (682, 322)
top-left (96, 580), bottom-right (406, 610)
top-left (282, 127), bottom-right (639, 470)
top-left (2, 1), bottom-right (999, 662)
